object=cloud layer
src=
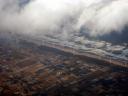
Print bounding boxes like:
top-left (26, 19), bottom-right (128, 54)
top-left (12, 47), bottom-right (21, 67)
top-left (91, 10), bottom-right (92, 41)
top-left (0, 0), bottom-right (128, 39)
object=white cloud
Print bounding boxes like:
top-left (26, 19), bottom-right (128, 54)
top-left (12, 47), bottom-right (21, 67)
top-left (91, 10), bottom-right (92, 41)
top-left (0, 0), bottom-right (128, 39)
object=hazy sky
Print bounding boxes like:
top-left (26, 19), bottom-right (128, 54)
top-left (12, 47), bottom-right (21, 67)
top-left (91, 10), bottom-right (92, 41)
top-left (0, 0), bottom-right (128, 39)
